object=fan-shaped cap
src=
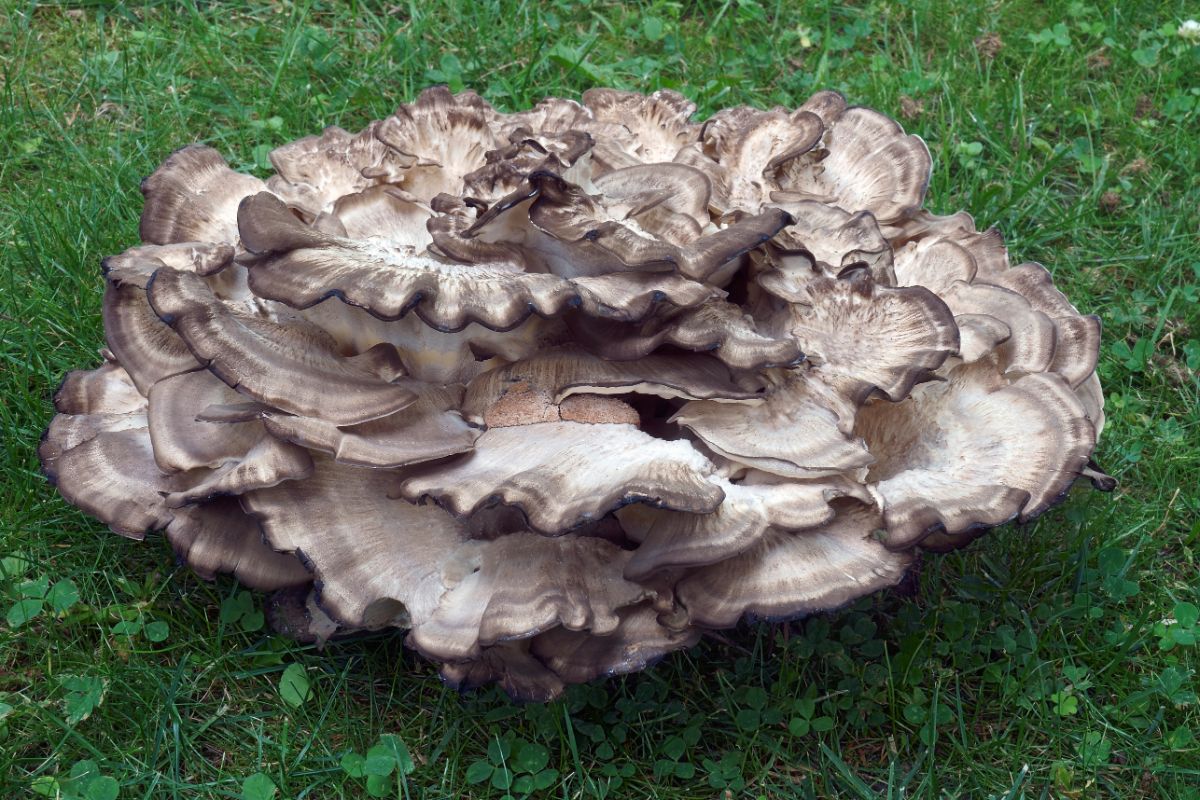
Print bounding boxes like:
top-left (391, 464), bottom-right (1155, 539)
top-left (676, 502), bottom-right (912, 627)
top-left (771, 201), bottom-right (894, 283)
top-left (618, 476), bottom-right (871, 580)
top-left (886, 210), bottom-right (1009, 274)
top-left (140, 145), bottom-right (266, 245)
top-left (147, 268), bottom-right (417, 425)
top-left (398, 421), bottom-right (724, 534)
top-left (241, 381), bottom-right (478, 469)
top-left (41, 362), bottom-right (149, 470)
top-left (103, 242), bottom-right (234, 284)
top-left (692, 105), bottom-right (824, 211)
top-left (771, 106), bottom-right (931, 224)
top-left (409, 533), bottom-right (651, 661)
top-left (518, 171), bottom-right (793, 282)
top-left (243, 457), bottom-right (472, 629)
top-left (146, 367), bottom-right (264, 465)
top-left (52, 361), bottom-right (145, 416)
top-left (672, 372), bottom-right (872, 480)
top-left (238, 192), bottom-right (579, 330)
top-left (166, 498), bottom-right (310, 590)
top-left (856, 358), bottom-right (1094, 548)
top-left (660, 299), bottom-right (805, 370)
top-left (42, 426), bottom-right (176, 538)
top-left (581, 88), bottom-right (700, 171)
top-left (375, 86), bottom-right (502, 201)
top-left (761, 269), bottom-right (958, 401)
top-left (439, 642), bottom-right (566, 703)
top-left (892, 237), bottom-right (978, 294)
top-left (530, 603), bottom-right (701, 685)
top-left (329, 185), bottom-right (433, 246)
top-left (102, 281), bottom-right (200, 394)
top-left (266, 122), bottom-right (414, 219)
top-left (939, 280), bottom-right (1057, 375)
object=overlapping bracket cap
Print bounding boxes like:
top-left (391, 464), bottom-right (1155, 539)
top-left (42, 86), bottom-right (1111, 701)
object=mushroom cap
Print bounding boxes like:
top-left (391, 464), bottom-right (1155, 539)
top-left (42, 87), bottom-right (1109, 701)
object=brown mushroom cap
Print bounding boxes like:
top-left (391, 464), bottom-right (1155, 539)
top-left (166, 499), bottom-right (310, 590)
top-left (676, 501), bottom-right (913, 627)
top-left (771, 106), bottom-right (931, 224)
top-left (375, 87), bottom-right (501, 201)
top-left (760, 268), bottom-right (959, 401)
top-left (672, 371), bottom-right (872, 480)
top-left (855, 357), bottom-right (1094, 548)
top-left (618, 476), bottom-right (871, 580)
top-left (140, 145), bottom-right (266, 245)
top-left (581, 88), bottom-right (700, 171)
top-left (266, 123), bottom-right (413, 219)
top-left (43, 427), bottom-right (176, 538)
top-left (398, 421), bottom-right (725, 533)
top-left (147, 268), bottom-right (417, 425)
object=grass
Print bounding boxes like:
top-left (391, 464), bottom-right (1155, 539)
top-left (1, 0), bottom-right (1198, 797)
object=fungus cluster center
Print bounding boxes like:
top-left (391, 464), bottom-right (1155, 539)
top-left (42, 87), bottom-right (1110, 701)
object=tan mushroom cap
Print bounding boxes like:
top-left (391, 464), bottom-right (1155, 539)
top-left (690, 105), bottom-right (824, 211)
top-left (770, 200), bottom-right (894, 283)
top-left (892, 237), bottom-right (978, 294)
top-left (617, 476), bottom-right (872, 580)
top-left (41, 362), bottom-right (148, 470)
top-left (439, 642), bottom-right (566, 702)
top-left (659, 299), bottom-right (805, 370)
top-left (43, 427), bottom-right (176, 538)
top-left (499, 97), bottom-right (590, 137)
top-left (102, 280), bottom-right (200, 394)
top-left (238, 192), bottom-right (578, 330)
top-left (514, 171), bottom-right (794, 283)
top-left (672, 371), bottom-right (872, 480)
top-left (938, 280), bottom-right (1057, 375)
top-left (772, 106), bottom-right (931, 225)
top-left (530, 603), bottom-right (701, 686)
top-left (581, 88), bottom-right (700, 171)
top-left (147, 268), bottom-right (417, 425)
top-left (677, 501), bottom-right (913, 628)
top-left (330, 185), bottom-right (433, 246)
top-left (462, 128), bottom-right (595, 202)
top-left (103, 241), bottom-right (234, 284)
top-left (398, 421), bottom-right (724, 534)
top-left (954, 314), bottom-right (1013, 363)
top-left (245, 381), bottom-right (478, 469)
top-left (266, 122), bottom-right (414, 219)
top-left (855, 357), bottom-right (1095, 549)
top-left (40, 410), bottom-right (149, 469)
top-left (761, 268), bottom-right (958, 401)
top-left (164, 436), bottom-right (313, 509)
top-left (980, 263), bottom-right (1100, 388)
top-left (885, 209), bottom-right (1009, 274)
top-left (243, 457), bottom-right (472, 629)
top-left (166, 498), bottom-right (310, 590)
top-left (375, 86), bottom-right (502, 201)
top-left (147, 369), bottom-right (265, 472)
top-left (244, 457), bottom-right (652, 665)
top-left (409, 533), bottom-right (651, 661)
top-left (140, 145), bottom-right (266, 245)
top-left (52, 361), bottom-right (145, 416)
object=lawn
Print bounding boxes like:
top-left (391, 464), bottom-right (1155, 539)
top-left (1, 0), bottom-right (1198, 797)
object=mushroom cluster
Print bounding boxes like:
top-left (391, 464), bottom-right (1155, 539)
top-left (41, 87), bottom-right (1111, 701)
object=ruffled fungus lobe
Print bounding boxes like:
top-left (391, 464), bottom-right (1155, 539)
top-left (43, 87), bottom-right (1111, 700)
